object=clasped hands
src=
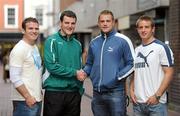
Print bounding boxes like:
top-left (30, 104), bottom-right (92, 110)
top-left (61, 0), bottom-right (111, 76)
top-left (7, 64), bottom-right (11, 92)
top-left (76, 69), bottom-right (87, 81)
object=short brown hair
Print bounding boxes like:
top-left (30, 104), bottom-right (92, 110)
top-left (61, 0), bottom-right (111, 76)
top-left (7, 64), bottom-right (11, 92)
top-left (60, 10), bottom-right (77, 22)
top-left (98, 10), bottom-right (114, 21)
top-left (136, 15), bottom-right (155, 28)
top-left (22, 17), bottom-right (39, 30)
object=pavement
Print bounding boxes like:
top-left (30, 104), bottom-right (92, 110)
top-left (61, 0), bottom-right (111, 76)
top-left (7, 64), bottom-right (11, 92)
top-left (0, 64), bottom-right (12, 116)
top-left (0, 64), bottom-right (180, 116)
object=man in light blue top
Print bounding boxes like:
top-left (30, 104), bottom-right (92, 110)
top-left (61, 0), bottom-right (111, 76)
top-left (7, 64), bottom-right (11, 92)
top-left (9, 17), bottom-right (42, 116)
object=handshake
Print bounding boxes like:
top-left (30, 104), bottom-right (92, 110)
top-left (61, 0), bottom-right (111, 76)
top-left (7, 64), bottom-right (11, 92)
top-left (76, 69), bottom-right (87, 81)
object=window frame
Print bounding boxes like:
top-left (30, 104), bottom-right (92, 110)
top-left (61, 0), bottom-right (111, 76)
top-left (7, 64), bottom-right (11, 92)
top-left (4, 5), bottom-right (18, 28)
top-left (35, 8), bottom-right (43, 26)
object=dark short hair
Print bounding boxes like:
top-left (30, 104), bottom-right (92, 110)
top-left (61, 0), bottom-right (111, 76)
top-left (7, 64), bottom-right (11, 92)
top-left (98, 10), bottom-right (114, 21)
top-left (22, 17), bottom-right (39, 30)
top-left (136, 15), bottom-right (155, 28)
top-left (60, 10), bottom-right (77, 22)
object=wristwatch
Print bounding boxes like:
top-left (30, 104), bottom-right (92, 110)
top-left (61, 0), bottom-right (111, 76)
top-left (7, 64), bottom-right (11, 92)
top-left (155, 94), bottom-right (161, 101)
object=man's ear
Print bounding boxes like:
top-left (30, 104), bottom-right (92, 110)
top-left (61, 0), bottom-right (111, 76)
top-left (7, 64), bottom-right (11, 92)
top-left (152, 26), bottom-right (155, 33)
top-left (22, 29), bottom-right (25, 34)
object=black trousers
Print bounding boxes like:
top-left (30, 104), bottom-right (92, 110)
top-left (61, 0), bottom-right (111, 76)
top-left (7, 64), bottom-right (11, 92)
top-left (43, 90), bottom-right (81, 116)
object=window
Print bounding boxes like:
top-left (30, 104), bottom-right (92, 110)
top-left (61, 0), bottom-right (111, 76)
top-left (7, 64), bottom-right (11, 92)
top-left (8, 8), bottom-right (15, 25)
top-left (4, 5), bottom-right (18, 28)
top-left (36, 8), bottom-right (43, 25)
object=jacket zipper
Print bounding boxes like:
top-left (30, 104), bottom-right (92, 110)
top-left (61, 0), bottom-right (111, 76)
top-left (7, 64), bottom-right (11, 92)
top-left (98, 35), bottom-right (107, 92)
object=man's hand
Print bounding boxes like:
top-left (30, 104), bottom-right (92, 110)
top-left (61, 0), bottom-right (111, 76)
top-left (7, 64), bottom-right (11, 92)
top-left (25, 95), bottom-right (36, 107)
top-left (15, 84), bottom-right (36, 108)
top-left (146, 95), bottom-right (159, 105)
top-left (130, 89), bottom-right (137, 104)
top-left (76, 69), bottom-right (87, 81)
top-left (130, 76), bottom-right (137, 104)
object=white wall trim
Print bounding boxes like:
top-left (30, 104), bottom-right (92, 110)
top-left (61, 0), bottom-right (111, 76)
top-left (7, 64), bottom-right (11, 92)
top-left (4, 5), bottom-right (18, 28)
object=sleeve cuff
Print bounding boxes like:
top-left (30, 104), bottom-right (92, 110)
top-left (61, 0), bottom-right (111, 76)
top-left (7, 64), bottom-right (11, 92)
top-left (14, 80), bottom-right (24, 88)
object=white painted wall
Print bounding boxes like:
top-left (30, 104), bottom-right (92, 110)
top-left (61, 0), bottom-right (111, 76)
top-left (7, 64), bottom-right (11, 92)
top-left (24, 0), bottom-right (53, 32)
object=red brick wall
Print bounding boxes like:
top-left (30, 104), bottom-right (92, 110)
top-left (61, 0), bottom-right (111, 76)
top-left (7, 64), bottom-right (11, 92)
top-left (0, 0), bottom-right (24, 32)
top-left (169, 0), bottom-right (180, 107)
top-left (60, 0), bottom-right (77, 11)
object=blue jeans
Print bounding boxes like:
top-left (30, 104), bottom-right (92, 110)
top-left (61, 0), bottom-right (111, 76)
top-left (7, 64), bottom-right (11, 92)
top-left (13, 101), bottom-right (42, 116)
top-left (133, 103), bottom-right (167, 116)
top-left (92, 89), bottom-right (126, 116)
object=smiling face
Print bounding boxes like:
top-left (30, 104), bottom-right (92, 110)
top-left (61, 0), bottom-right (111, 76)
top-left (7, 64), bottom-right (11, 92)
top-left (23, 21), bottom-right (39, 45)
top-left (60, 16), bottom-right (76, 37)
top-left (137, 20), bottom-right (155, 44)
top-left (98, 14), bottom-right (115, 34)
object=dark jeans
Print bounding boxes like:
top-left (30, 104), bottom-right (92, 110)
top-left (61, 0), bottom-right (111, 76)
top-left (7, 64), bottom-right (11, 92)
top-left (43, 90), bottom-right (81, 116)
top-left (13, 101), bottom-right (42, 116)
top-left (92, 89), bottom-right (126, 116)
